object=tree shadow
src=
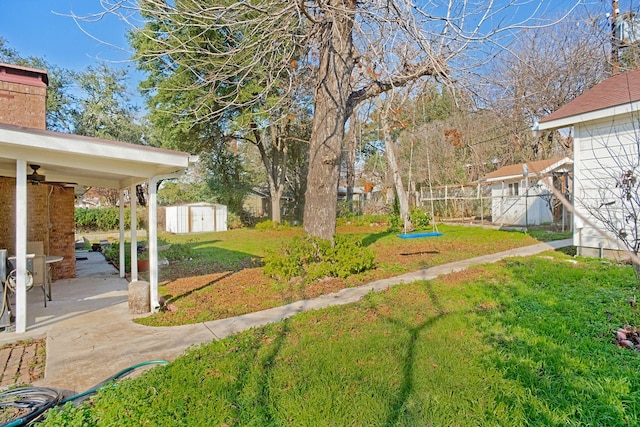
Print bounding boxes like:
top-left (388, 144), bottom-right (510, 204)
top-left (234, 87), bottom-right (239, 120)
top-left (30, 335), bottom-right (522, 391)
top-left (361, 231), bottom-right (396, 247)
top-left (163, 271), bottom-right (234, 304)
top-left (399, 250), bottom-right (440, 256)
top-left (159, 239), bottom-right (263, 282)
top-left (374, 281), bottom-right (450, 426)
top-left (226, 319), bottom-right (291, 424)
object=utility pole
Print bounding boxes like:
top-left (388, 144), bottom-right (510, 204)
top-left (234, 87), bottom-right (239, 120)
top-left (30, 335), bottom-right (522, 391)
top-left (612, 0), bottom-right (620, 75)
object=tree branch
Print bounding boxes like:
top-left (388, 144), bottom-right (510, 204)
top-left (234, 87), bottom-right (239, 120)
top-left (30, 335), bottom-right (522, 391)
top-left (346, 60), bottom-right (447, 119)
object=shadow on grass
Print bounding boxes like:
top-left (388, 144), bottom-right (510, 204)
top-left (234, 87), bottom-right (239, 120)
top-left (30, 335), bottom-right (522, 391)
top-left (400, 250), bottom-right (440, 256)
top-left (160, 241), bottom-right (263, 281)
top-left (361, 231), bottom-right (395, 247)
top-left (378, 281), bottom-right (449, 427)
top-left (227, 320), bottom-right (291, 424)
top-left (476, 261), bottom-right (637, 424)
top-left (164, 271), bottom-right (234, 304)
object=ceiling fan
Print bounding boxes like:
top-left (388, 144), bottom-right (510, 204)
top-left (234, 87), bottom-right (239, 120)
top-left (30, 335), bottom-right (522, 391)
top-left (27, 164), bottom-right (77, 187)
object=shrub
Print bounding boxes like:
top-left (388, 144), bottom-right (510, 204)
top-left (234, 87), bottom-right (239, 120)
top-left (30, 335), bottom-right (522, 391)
top-left (387, 213), bottom-right (402, 232)
top-left (103, 239), bottom-right (193, 272)
top-left (386, 208), bottom-right (431, 232)
top-left (410, 206), bottom-right (432, 230)
top-left (336, 214), bottom-right (388, 227)
top-left (255, 220), bottom-right (291, 231)
top-left (263, 235), bottom-right (375, 282)
top-left (74, 207), bottom-right (145, 232)
top-left (227, 211), bottom-right (245, 229)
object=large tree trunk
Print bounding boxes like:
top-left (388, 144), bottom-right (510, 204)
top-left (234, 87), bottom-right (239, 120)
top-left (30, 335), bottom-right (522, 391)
top-left (303, 1), bottom-right (356, 240)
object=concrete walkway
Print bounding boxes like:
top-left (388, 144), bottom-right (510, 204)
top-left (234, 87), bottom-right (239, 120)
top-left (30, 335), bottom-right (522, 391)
top-left (13, 239), bottom-right (571, 394)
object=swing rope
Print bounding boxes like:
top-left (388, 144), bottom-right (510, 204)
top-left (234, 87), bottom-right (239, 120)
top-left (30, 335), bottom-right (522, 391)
top-left (424, 137), bottom-right (439, 233)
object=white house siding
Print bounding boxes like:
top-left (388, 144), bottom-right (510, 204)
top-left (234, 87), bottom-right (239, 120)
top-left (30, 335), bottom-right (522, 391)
top-left (573, 115), bottom-right (640, 252)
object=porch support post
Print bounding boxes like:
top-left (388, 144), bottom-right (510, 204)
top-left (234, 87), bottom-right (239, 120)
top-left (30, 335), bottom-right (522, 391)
top-left (15, 159), bottom-right (27, 333)
top-left (148, 179), bottom-right (159, 310)
top-left (148, 172), bottom-right (182, 311)
top-left (130, 185), bottom-right (138, 282)
top-left (119, 190), bottom-right (126, 279)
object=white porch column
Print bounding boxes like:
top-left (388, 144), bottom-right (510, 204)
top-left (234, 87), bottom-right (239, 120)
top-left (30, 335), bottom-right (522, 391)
top-left (148, 179), bottom-right (159, 310)
top-left (15, 160), bottom-right (27, 333)
top-left (119, 190), bottom-right (126, 279)
top-left (130, 185), bottom-right (138, 282)
top-left (148, 172), bottom-right (182, 311)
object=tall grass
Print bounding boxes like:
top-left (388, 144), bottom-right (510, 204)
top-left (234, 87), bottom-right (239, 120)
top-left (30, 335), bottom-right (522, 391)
top-left (43, 253), bottom-right (640, 426)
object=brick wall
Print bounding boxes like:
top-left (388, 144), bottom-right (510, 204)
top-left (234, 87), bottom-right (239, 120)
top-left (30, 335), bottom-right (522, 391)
top-left (0, 178), bottom-right (75, 279)
top-left (0, 65), bottom-right (47, 130)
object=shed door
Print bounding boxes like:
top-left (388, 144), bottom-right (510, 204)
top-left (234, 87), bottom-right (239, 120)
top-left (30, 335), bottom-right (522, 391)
top-left (190, 206), bottom-right (214, 232)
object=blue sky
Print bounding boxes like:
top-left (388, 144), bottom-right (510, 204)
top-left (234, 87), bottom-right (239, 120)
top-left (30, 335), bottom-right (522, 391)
top-left (1, 1), bottom-right (600, 73)
top-left (1, 1), bottom-right (136, 71)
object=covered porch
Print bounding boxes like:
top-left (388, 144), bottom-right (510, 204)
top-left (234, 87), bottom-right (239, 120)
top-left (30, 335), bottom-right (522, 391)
top-left (0, 122), bottom-right (193, 333)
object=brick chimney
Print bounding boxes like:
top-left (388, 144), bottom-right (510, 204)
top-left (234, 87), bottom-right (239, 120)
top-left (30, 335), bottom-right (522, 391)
top-left (0, 63), bottom-right (48, 129)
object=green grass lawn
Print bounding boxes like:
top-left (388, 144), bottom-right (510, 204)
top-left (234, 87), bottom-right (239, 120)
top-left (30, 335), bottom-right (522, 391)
top-left (42, 252), bottom-right (640, 426)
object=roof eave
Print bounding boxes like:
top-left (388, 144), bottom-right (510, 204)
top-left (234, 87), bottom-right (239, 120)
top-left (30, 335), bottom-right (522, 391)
top-left (538, 101), bottom-right (640, 131)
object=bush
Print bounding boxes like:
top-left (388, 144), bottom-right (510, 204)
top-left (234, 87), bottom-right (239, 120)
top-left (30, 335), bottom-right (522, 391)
top-left (103, 239), bottom-right (193, 272)
top-left (75, 207), bottom-right (145, 232)
top-left (227, 211), bottom-right (245, 229)
top-left (387, 214), bottom-right (402, 232)
top-left (336, 214), bottom-right (388, 227)
top-left (255, 220), bottom-right (291, 231)
top-left (263, 235), bottom-right (375, 282)
top-left (386, 208), bottom-right (431, 232)
top-left (410, 206), bottom-right (431, 230)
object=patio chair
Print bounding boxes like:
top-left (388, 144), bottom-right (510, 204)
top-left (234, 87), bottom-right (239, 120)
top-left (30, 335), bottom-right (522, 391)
top-left (27, 241), bottom-right (52, 306)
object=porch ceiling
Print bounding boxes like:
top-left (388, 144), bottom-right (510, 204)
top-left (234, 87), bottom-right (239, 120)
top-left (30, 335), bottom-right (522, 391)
top-left (0, 123), bottom-right (192, 189)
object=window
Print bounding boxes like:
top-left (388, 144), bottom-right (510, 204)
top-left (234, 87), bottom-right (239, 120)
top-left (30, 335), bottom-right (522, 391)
top-left (508, 182), bottom-right (519, 196)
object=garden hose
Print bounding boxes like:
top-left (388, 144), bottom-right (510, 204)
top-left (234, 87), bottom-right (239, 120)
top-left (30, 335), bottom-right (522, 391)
top-left (0, 360), bottom-right (169, 426)
top-left (59, 359), bottom-right (170, 406)
top-left (0, 386), bottom-right (61, 427)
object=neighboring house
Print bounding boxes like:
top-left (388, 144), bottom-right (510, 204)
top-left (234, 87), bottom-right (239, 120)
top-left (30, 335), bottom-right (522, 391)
top-left (480, 157), bottom-right (573, 227)
top-left (244, 188), bottom-right (270, 218)
top-left (0, 63), bottom-right (193, 333)
top-left (537, 69), bottom-right (640, 258)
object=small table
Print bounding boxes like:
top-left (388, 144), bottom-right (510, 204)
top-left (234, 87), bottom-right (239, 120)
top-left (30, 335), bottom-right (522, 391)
top-left (45, 255), bottom-right (63, 264)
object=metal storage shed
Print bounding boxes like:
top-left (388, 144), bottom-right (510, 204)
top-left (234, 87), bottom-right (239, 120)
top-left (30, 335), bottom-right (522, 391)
top-left (166, 203), bottom-right (227, 233)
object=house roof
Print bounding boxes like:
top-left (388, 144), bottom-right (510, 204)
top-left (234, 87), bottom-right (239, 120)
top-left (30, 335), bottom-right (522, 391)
top-left (0, 122), bottom-right (193, 189)
top-left (482, 157), bottom-right (573, 183)
top-left (538, 69), bottom-right (640, 130)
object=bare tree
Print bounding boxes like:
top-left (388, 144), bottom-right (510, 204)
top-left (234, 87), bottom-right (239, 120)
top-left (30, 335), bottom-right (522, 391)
top-left (484, 14), bottom-right (608, 161)
top-left (83, 0), bottom-right (580, 240)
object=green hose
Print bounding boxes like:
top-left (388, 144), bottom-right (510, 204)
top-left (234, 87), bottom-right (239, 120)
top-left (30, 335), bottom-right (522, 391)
top-left (60, 359), bottom-right (169, 405)
top-left (0, 360), bottom-right (168, 426)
